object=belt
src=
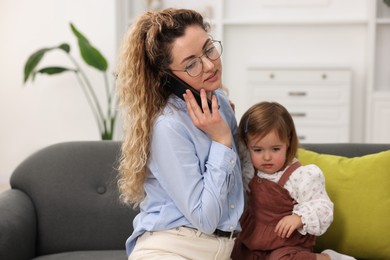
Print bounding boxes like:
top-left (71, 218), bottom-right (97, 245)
top-left (213, 229), bottom-right (238, 238)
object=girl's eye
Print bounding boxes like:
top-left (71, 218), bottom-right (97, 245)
top-left (273, 147), bottom-right (281, 151)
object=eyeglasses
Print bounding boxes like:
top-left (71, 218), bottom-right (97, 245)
top-left (170, 40), bottom-right (223, 77)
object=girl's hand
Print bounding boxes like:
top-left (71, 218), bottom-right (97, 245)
top-left (274, 214), bottom-right (303, 238)
top-left (183, 89), bottom-right (232, 148)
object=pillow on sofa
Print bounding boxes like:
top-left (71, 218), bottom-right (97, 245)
top-left (297, 148), bottom-right (390, 259)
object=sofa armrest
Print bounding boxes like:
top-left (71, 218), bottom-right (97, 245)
top-left (0, 189), bottom-right (36, 260)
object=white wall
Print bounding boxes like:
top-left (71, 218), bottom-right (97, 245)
top-left (0, 0), bottom-right (375, 185)
top-left (0, 0), bottom-right (117, 184)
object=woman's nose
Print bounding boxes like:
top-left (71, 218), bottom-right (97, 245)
top-left (201, 56), bottom-right (215, 72)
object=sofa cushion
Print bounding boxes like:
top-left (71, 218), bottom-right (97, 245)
top-left (10, 141), bottom-right (137, 255)
top-left (32, 250), bottom-right (126, 260)
top-left (298, 148), bottom-right (390, 259)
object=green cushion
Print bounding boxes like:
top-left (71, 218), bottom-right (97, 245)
top-left (298, 148), bottom-right (390, 259)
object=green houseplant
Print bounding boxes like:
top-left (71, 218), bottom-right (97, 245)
top-left (23, 23), bottom-right (118, 140)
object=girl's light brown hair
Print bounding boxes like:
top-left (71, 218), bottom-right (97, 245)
top-left (238, 101), bottom-right (299, 168)
top-left (116, 8), bottom-right (209, 206)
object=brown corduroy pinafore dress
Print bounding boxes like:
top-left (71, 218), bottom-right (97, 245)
top-left (231, 162), bottom-right (316, 260)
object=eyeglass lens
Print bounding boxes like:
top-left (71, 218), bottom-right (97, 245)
top-left (185, 41), bottom-right (222, 77)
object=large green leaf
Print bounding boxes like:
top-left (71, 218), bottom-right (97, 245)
top-left (26, 67), bottom-right (75, 83)
top-left (24, 48), bottom-right (48, 83)
top-left (58, 43), bottom-right (71, 53)
top-left (23, 44), bottom-right (71, 83)
top-left (38, 66), bottom-right (76, 75)
top-left (70, 23), bottom-right (108, 71)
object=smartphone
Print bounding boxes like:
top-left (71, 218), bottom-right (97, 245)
top-left (164, 72), bottom-right (212, 112)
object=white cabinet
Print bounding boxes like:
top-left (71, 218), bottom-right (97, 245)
top-left (368, 93), bottom-right (390, 143)
top-left (116, 1), bottom-right (367, 48)
top-left (116, 0), bottom-right (224, 42)
top-left (116, 0), bottom-right (369, 142)
top-left (366, 0), bottom-right (390, 142)
top-left (247, 67), bottom-right (351, 143)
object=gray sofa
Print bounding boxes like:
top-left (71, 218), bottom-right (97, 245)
top-left (0, 141), bottom-right (389, 260)
top-left (0, 141), bottom-right (136, 260)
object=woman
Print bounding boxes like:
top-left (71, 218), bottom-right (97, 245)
top-left (116, 8), bottom-right (244, 259)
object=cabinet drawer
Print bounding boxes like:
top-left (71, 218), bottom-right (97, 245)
top-left (247, 68), bottom-right (351, 84)
top-left (245, 67), bottom-right (351, 143)
top-left (251, 85), bottom-right (349, 105)
top-left (295, 126), bottom-right (350, 143)
top-left (285, 105), bottom-right (349, 125)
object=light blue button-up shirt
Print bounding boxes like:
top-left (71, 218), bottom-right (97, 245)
top-left (125, 89), bottom-right (244, 255)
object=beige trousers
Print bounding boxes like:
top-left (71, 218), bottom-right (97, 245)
top-left (129, 226), bottom-right (235, 260)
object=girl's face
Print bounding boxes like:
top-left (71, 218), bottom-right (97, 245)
top-left (247, 130), bottom-right (288, 174)
top-left (169, 25), bottom-right (222, 98)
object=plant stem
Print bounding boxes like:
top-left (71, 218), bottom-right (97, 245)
top-left (104, 72), bottom-right (110, 105)
top-left (103, 72), bottom-right (112, 135)
top-left (67, 54), bottom-right (105, 128)
top-left (73, 72), bottom-right (103, 133)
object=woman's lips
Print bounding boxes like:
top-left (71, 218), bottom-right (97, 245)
top-left (205, 70), bottom-right (218, 82)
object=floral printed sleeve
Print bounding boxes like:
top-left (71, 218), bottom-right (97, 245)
top-left (286, 164), bottom-right (334, 236)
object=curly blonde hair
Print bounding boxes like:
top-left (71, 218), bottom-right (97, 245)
top-left (116, 8), bottom-right (210, 206)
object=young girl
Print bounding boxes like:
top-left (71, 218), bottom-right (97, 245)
top-left (116, 8), bottom-right (244, 259)
top-left (231, 101), bottom-right (356, 260)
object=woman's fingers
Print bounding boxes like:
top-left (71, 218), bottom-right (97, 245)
top-left (199, 89), bottom-right (212, 114)
top-left (184, 89), bottom-right (202, 113)
top-left (183, 88), bottom-right (231, 147)
top-left (183, 91), bottom-right (199, 124)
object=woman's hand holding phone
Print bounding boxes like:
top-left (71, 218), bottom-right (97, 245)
top-left (183, 89), bottom-right (232, 148)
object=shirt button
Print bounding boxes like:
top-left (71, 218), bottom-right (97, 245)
top-left (230, 204), bottom-right (235, 209)
top-left (230, 160), bottom-right (234, 164)
top-left (229, 226), bottom-right (234, 231)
